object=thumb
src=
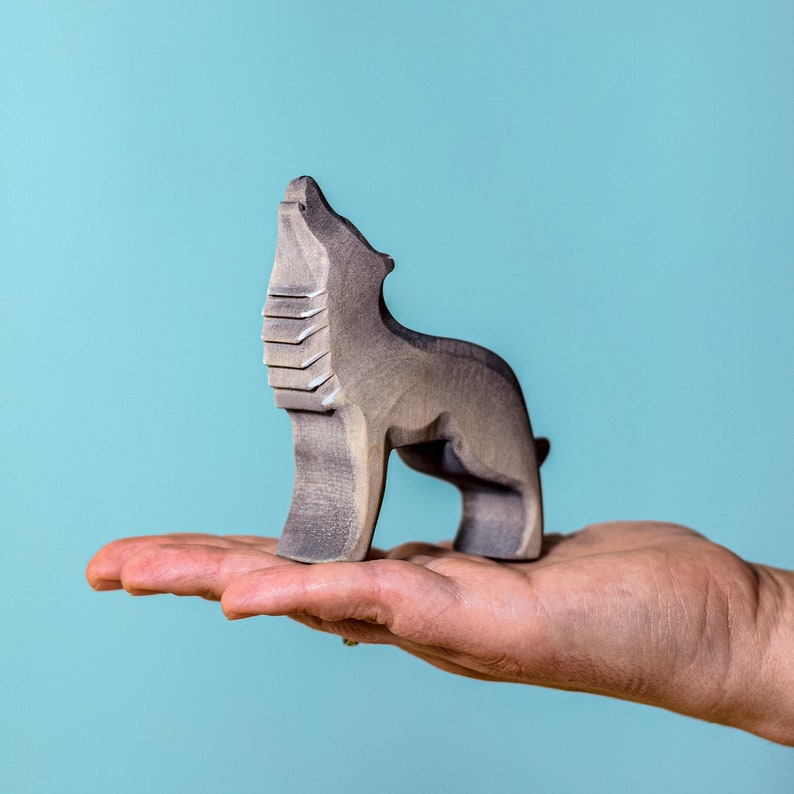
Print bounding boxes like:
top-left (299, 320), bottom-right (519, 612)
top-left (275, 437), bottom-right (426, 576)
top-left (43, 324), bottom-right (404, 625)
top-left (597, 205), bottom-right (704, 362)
top-left (220, 558), bottom-right (458, 641)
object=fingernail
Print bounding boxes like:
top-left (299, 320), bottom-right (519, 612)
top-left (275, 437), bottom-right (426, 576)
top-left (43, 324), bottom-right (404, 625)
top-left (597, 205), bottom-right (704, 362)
top-left (91, 579), bottom-right (120, 591)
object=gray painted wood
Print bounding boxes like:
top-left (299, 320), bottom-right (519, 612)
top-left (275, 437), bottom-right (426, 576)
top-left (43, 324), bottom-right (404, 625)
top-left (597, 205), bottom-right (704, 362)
top-left (263, 176), bottom-right (549, 563)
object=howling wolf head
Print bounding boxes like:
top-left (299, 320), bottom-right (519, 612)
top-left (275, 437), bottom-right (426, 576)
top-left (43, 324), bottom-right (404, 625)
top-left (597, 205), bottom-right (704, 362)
top-left (269, 176), bottom-right (394, 301)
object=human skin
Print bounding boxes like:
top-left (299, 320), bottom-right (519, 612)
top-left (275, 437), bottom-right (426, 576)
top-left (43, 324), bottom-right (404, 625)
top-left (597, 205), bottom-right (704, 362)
top-left (86, 521), bottom-right (794, 746)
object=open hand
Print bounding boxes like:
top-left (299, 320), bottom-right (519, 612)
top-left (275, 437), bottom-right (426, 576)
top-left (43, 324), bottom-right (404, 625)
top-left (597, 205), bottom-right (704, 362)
top-left (86, 521), bottom-right (794, 745)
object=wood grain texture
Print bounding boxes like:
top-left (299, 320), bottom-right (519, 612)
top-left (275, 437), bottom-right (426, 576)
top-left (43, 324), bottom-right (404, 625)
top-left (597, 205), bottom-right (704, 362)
top-left (263, 176), bottom-right (548, 563)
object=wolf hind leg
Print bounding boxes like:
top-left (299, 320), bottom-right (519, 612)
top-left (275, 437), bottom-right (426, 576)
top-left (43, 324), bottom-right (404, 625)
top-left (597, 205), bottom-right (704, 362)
top-left (278, 408), bottom-right (387, 563)
top-left (397, 439), bottom-right (542, 560)
top-left (455, 485), bottom-right (542, 559)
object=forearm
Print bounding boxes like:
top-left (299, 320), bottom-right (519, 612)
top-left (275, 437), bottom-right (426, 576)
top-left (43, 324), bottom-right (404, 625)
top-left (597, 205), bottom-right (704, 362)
top-left (734, 564), bottom-right (794, 745)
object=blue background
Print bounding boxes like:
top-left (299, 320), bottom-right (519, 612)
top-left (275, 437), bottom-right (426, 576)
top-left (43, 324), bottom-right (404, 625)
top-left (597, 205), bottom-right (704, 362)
top-left (2, 1), bottom-right (793, 791)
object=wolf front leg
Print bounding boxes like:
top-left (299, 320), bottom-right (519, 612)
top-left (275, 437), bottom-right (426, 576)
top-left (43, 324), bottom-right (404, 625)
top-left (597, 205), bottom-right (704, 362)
top-left (277, 408), bottom-right (389, 563)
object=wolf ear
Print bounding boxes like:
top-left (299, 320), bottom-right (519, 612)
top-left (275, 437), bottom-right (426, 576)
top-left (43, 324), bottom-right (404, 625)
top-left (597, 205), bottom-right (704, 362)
top-left (534, 437), bottom-right (550, 466)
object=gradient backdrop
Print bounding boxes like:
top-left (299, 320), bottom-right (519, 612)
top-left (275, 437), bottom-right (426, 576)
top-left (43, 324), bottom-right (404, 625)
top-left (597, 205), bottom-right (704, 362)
top-left (2, 2), bottom-right (793, 791)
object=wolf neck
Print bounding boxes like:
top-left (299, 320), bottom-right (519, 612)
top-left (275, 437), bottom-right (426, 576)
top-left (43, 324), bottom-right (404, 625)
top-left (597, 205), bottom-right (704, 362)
top-left (264, 247), bottom-right (392, 414)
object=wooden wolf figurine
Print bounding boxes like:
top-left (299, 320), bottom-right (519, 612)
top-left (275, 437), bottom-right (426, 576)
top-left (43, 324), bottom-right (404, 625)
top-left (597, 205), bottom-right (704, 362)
top-left (263, 176), bottom-right (548, 563)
